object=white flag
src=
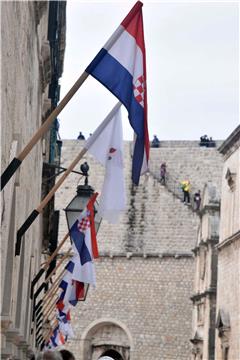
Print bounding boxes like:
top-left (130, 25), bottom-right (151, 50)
top-left (85, 105), bottom-right (125, 223)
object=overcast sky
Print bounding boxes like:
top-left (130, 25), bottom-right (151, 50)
top-left (59, 1), bottom-right (239, 141)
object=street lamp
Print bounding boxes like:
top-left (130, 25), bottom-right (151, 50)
top-left (64, 163), bottom-right (101, 234)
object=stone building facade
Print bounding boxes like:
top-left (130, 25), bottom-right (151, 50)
top-left (55, 139), bottom-right (223, 360)
top-left (215, 126), bottom-right (240, 360)
top-left (190, 125), bottom-right (240, 360)
top-left (1, 2), bottom-right (66, 358)
top-left (191, 184), bottom-right (220, 360)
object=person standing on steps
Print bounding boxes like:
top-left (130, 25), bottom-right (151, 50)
top-left (160, 162), bottom-right (167, 185)
top-left (77, 131), bottom-right (85, 140)
top-left (180, 180), bottom-right (191, 204)
top-left (151, 134), bottom-right (160, 148)
top-left (194, 190), bottom-right (201, 211)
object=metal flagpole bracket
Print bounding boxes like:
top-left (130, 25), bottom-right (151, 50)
top-left (30, 269), bottom-right (45, 299)
top-left (15, 209), bottom-right (40, 256)
top-left (32, 282), bottom-right (47, 321)
top-left (36, 325), bottom-right (43, 337)
top-left (36, 316), bottom-right (43, 329)
top-left (36, 334), bottom-right (44, 347)
top-left (34, 300), bottom-right (43, 318)
top-left (0, 157), bottom-right (22, 191)
top-left (36, 310), bottom-right (43, 324)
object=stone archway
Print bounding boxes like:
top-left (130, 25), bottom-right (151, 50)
top-left (80, 318), bottom-right (132, 360)
top-left (100, 349), bottom-right (123, 359)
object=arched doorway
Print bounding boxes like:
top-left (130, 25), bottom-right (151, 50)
top-left (100, 349), bottom-right (123, 360)
top-left (80, 318), bottom-right (132, 360)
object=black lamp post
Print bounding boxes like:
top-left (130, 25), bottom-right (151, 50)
top-left (64, 163), bottom-right (101, 235)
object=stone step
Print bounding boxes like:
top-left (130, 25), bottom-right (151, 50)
top-left (56, 140), bottom-right (223, 254)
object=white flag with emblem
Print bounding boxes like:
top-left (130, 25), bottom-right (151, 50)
top-left (85, 105), bottom-right (125, 223)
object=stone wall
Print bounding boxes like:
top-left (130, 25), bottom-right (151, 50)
top-left (1, 2), bottom-right (66, 358)
top-left (1, 3), bottom-right (46, 358)
top-left (55, 139), bottom-right (223, 360)
top-left (69, 257), bottom-right (194, 360)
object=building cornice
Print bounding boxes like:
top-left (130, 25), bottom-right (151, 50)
top-left (218, 125), bottom-right (240, 159)
top-left (59, 251), bottom-right (194, 260)
top-left (99, 251), bottom-right (194, 259)
top-left (217, 230), bottom-right (240, 251)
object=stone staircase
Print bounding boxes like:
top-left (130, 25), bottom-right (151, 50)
top-left (148, 168), bottom-right (199, 212)
top-left (57, 140), bottom-right (224, 255)
top-left (148, 141), bottom-right (223, 207)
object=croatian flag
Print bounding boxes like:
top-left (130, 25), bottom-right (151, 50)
top-left (56, 260), bottom-right (87, 313)
top-left (86, 1), bottom-right (149, 185)
top-left (69, 194), bottom-right (99, 286)
top-left (50, 325), bottom-right (65, 347)
top-left (57, 309), bottom-right (74, 339)
top-left (69, 279), bottom-right (86, 306)
top-left (70, 213), bottom-right (96, 286)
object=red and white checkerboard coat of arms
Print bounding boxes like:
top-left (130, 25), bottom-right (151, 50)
top-left (133, 75), bottom-right (145, 108)
top-left (77, 211), bottom-right (90, 233)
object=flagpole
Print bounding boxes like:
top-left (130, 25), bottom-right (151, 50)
top-left (43, 284), bottom-right (59, 312)
top-left (44, 297), bottom-right (58, 321)
top-left (39, 258), bottom-right (69, 315)
top-left (30, 233), bottom-right (70, 299)
top-left (1, 1), bottom-right (143, 191)
top-left (41, 249), bottom-right (71, 303)
top-left (43, 320), bottom-right (58, 342)
top-left (44, 322), bottom-right (59, 344)
top-left (46, 315), bottom-right (59, 335)
top-left (1, 71), bottom-right (89, 191)
top-left (43, 291), bottom-right (59, 314)
top-left (15, 147), bottom-right (87, 256)
top-left (43, 267), bottom-right (66, 301)
top-left (16, 102), bottom-right (122, 256)
top-left (31, 188), bottom-right (97, 297)
top-left (43, 289), bottom-right (59, 316)
top-left (45, 248), bottom-right (72, 284)
top-left (44, 302), bottom-right (58, 324)
top-left (44, 233), bottom-right (69, 269)
top-left (48, 312), bottom-right (58, 325)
